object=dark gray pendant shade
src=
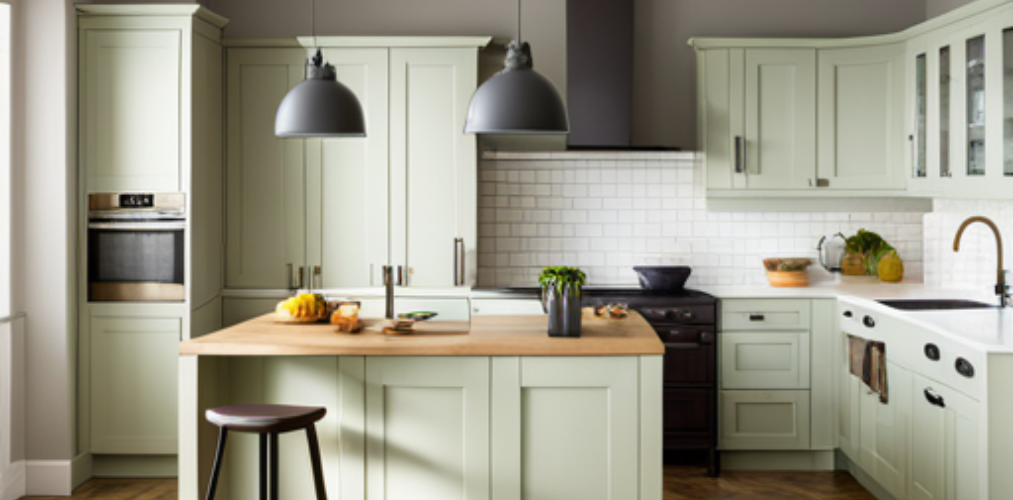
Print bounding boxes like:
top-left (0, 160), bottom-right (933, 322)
top-left (275, 50), bottom-right (367, 138)
top-left (465, 41), bottom-right (569, 134)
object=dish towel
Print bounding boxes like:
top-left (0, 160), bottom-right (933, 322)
top-left (848, 335), bottom-right (889, 404)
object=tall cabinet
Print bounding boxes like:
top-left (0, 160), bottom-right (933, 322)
top-left (76, 4), bottom-right (227, 474)
top-left (224, 39), bottom-right (485, 302)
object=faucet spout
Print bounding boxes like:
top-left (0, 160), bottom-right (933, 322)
top-left (953, 216), bottom-right (1008, 307)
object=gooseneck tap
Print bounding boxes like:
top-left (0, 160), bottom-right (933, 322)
top-left (953, 216), bottom-right (1009, 307)
top-left (383, 265), bottom-right (395, 319)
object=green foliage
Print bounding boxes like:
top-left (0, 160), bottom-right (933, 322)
top-left (539, 266), bottom-right (587, 294)
top-left (844, 229), bottom-right (894, 258)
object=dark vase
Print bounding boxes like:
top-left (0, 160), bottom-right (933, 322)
top-left (543, 284), bottom-right (582, 337)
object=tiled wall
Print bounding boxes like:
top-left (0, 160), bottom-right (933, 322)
top-left (924, 199), bottom-right (1013, 291)
top-left (477, 152), bottom-right (925, 287)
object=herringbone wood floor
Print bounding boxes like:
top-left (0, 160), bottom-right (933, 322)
top-left (22, 466), bottom-right (875, 499)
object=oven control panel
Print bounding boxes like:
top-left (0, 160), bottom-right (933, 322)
top-left (119, 193), bottom-right (155, 208)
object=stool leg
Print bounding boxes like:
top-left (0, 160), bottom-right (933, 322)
top-left (269, 433), bottom-right (279, 500)
top-left (259, 434), bottom-right (268, 500)
top-left (306, 424), bottom-right (328, 500)
top-left (205, 427), bottom-right (228, 500)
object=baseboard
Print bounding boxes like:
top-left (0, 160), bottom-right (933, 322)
top-left (92, 455), bottom-right (177, 478)
top-left (26, 459), bottom-right (73, 496)
top-left (71, 453), bottom-right (92, 490)
top-left (0, 461), bottom-right (25, 500)
top-left (720, 450), bottom-right (835, 471)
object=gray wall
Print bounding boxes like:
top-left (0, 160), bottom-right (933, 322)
top-left (927, 0), bottom-right (975, 17)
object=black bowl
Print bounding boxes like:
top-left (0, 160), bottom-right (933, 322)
top-left (633, 266), bottom-right (692, 291)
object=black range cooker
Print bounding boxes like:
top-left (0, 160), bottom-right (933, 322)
top-left (582, 288), bottom-right (720, 476)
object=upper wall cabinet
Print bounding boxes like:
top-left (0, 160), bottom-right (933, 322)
top-left (695, 42), bottom-right (906, 197)
top-left (224, 39), bottom-right (486, 291)
top-left (907, 3), bottom-right (1013, 199)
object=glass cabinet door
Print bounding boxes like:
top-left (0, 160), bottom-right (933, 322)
top-left (940, 46), bottom-right (951, 177)
top-left (1005, 29), bottom-right (1013, 176)
top-left (967, 35), bottom-right (986, 176)
top-left (915, 53), bottom-right (927, 178)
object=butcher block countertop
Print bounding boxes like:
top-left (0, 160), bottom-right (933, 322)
top-left (179, 312), bottom-right (665, 356)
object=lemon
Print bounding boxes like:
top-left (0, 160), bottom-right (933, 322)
top-left (877, 251), bottom-right (904, 282)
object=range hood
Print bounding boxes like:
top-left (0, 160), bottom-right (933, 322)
top-left (566, 0), bottom-right (635, 149)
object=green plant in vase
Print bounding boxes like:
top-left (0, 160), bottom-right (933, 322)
top-left (539, 266), bottom-right (587, 337)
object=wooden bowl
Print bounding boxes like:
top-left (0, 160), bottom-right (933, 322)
top-left (766, 270), bottom-right (809, 287)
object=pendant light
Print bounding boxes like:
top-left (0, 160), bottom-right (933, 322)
top-left (275, 0), bottom-right (366, 137)
top-left (464, 0), bottom-right (569, 134)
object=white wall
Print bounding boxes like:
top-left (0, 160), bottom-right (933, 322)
top-left (14, 0), bottom-right (77, 474)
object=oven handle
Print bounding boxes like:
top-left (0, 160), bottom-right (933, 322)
top-left (88, 221), bottom-right (186, 230)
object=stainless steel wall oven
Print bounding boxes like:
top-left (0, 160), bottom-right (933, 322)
top-left (87, 193), bottom-right (185, 302)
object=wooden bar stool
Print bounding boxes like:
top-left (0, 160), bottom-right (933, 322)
top-left (204, 404), bottom-right (328, 500)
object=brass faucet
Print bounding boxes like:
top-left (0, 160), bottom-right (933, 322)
top-left (953, 216), bottom-right (1009, 307)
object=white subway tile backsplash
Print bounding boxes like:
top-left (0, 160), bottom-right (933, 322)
top-left (477, 154), bottom-right (926, 287)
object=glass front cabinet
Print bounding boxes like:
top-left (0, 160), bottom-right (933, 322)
top-left (908, 5), bottom-right (1013, 198)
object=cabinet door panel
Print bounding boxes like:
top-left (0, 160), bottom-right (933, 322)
top-left (82, 30), bottom-right (181, 192)
top-left (911, 374), bottom-right (946, 500)
top-left (721, 333), bottom-right (809, 389)
top-left (90, 316), bottom-right (180, 454)
top-left (222, 297), bottom-right (279, 327)
top-left (719, 390), bottom-right (810, 450)
top-left (390, 48), bottom-right (477, 288)
top-left (225, 49), bottom-right (306, 289)
top-left (945, 386), bottom-right (980, 500)
top-left (744, 49), bottom-right (816, 189)
top-left (306, 48), bottom-right (390, 289)
top-left (818, 45), bottom-right (906, 189)
top-left (859, 362), bottom-right (910, 500)
top-left (838, 332), bottom-right (862, 461)
top-left (365, 357), bottom-right (489, 500)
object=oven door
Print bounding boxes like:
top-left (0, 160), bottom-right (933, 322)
top-left (88, 221), bottom-right (185, 302)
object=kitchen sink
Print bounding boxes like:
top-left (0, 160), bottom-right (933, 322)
top-left (876, 299), bottom-right (997, 311)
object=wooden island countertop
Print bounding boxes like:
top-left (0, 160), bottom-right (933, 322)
top-left (179, 311), bottom-right (665, 356)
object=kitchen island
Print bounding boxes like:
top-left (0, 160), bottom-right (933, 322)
top-left (178, 312), bottom-right (664, 500)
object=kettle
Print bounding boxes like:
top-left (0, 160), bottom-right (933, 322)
top-left (817, 233), bottom-right (846, 273)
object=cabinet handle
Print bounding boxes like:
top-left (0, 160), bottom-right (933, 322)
top-left (734, 136), bottom-right (744, 174)
top-left (924, 388), bottom-right (946, 408)
top-left (313, 266), bottom-right (322, 289)
top-left (748, 313), bottom-right (765, 322)
top-left (297, 266), bottom-right (305, 289)
top-left (397, 265), bottom-right (406, 286)
top-left (454, 237), bottom-right (465, 286)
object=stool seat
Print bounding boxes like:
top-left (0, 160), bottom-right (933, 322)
top-left (206, 404), bottom-right (326, 433)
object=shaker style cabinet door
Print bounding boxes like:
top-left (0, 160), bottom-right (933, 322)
top-left (389, 48), bottom-right (478, 288)
top-left (817, 45), bottom-right (906, 190)
top-left (81, 30), bottom-right (181, 193)
top-left (305, 48), bottom-right (390, 289)
top-left (742, 49), bottom-right (817, 190)
top-left (720, 332), bottom-right (810, 389)
top-left (225, 49), bottom-right (307, 289)
top-left (838, 333), bottom-right (863, 462)
top-left (859, 362), bottom-right (911, 500)
top-left (364, 357), bottom-right (490, 500)
top-left (90, 316), bottom-right (181, 454)
top-left (718, 390), bottom-right (811, 450)
top-left (910, 374), bottom-right (947, 500)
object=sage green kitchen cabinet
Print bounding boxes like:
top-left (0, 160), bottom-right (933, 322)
top-left (859, 361), bottom-right (911, 500)
top-left (720, 332), bottom-right (810, 390)
top-left (365, 357), bottom-right (491, 500)
top-left (225, 40), bottom-right (485, 292)
top-left (718, 390), bottom-right (811, 450)
top-left (389, 48), bottom-right (478, 288)
top-left (817, 45), bottom-right (906, 190)
top-left (225, 48), bottom-right (307, 290)
top-left (910, 374), bottom-right (982, 500)
top-left (80, 30), bottom-right (181, 193)
top-left (90, 316), bottom-right (181, 454)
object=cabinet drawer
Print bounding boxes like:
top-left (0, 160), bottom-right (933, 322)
top-left (721, 333), bottom-right (810, 389)
top-left (719, 390), bottom-right (811, 450)
top-left (721, 299), bottom-right (810, 331)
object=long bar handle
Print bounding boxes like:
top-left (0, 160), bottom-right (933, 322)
top-left (397, 265), bottom-right (406, 286)
top-left (734, 136), bottom-right (744, 174)
top-left (454, 237), bottom-right (465, 286)
top-left (313, 266), bottom-right (322, 290)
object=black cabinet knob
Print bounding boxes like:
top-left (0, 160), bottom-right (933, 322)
top-left (863, 316), bottom-right (876, 328)
top-left (843, 310), bottom-right (853, 318)
top-left (956, 358), bottom-right (975, 378)
top-left (924, 388), bottom-right (946, 408)
top-left (924, 343), bottom-right (940, 361)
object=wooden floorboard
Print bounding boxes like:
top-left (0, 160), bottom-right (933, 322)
top-left (20, 466), bottom-right (875, 500)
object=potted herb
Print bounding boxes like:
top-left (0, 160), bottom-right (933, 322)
top-left (539, 266), bottom-right (587, 337)
top-left (843, 229), bottom-right (894, 276)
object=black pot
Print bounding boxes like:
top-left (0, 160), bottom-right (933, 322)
top-left (633, 266), bottom-right (692, 291)
top-left (543, 286), bottom-right (582, 337)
